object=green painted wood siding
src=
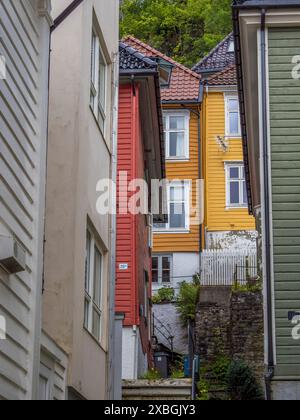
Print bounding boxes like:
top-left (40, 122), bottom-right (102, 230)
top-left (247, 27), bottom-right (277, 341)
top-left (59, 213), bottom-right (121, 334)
top-left (269, 28), bottom-right (300, 378)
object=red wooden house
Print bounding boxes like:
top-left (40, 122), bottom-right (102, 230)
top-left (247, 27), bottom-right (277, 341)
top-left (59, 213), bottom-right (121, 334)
top-left (116, 43), bottom-right (166, 379)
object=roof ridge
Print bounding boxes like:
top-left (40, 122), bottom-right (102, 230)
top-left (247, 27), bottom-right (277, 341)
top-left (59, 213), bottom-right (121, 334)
top-left (123, 36), bottom-right (201, 80)
top-left (192, 32), bottom-right (233, 71)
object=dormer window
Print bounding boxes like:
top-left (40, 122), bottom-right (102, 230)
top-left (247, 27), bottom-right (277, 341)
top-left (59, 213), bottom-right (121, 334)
top-left (227, 40), bottom-right (235, 53)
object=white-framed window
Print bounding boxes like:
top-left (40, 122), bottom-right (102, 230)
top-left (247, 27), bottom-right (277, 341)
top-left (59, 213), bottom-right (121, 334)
top-left (225, 163), bottom-right (248, 208)
top-left (90, 30), bottom-right (107, 133)
top-left (84, 229), bottom-right (103, 342)
top-left (152, 255), bottom-right (172, 285)
top-left (154, 181), bottom-right (190, 231)
top-left (225, 96), bottom-right (241, 137)
top-left (164, 112), bottom-right (190, 160)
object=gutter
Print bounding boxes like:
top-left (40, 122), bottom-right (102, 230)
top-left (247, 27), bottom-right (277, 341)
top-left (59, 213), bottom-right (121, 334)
top-left (259, 8), bottom-right (275, 400)
top-left (51, 0), bottom-right (84, 32)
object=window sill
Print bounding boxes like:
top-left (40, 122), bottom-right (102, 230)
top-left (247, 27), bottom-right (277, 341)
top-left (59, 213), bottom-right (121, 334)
top-left (226, 206), bottom-right (248, 210)
top-left (166, 158), bottom-right (190, 162)
top-left (83, 326), bottom-right (107, 353)
top-left (154, 229), bottom-right (190, 234)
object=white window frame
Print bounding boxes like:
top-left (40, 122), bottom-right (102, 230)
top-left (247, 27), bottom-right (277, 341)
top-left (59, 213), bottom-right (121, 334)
top-left (154, 181), bottom-right (190, 232)
top-left (225, 95), bottom-right (241, 138)
top-left (164, 111), bottom-right (190, 160)
top-left (225, 162), bottom-right (248, 209)
top-left (152, 255), bottom-right (173, 286)
top-left (84, 228), bottom-right (104, 343)
top-left (90, 29), bottom-right (107, 134)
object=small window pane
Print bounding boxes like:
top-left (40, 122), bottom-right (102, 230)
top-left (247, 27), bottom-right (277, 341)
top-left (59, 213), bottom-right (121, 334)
top-left (162, 271), bottom-right (171, 283)
top-left (98, 50), bottom-right (106, 110)
top-left (92, 308), bottom-right (101, 341)
top-left (162, 257), bottom-right (170, 270)
top-left (230, 182), bottom-right (240, 204)
top-left (170, 186), bottom-right (184, 202)
top-left (229, 112), bottom-right (239, 135)
top-left (169, 116), bottom-right (185, 130)
top-left (152, 257), bottom-right (158, 270)
top-left (170, 203), bottom-right (185, 228)
top-left (152, 270), bottom-right (158, 283)
top-left (169, 132), bottom-right (185, 157)
top-left (243, 181), bottom-right (248, 205)
top-left (228, 99), bottom-right (238, 112)
top-left (229, 167), bottom-right (239, 179)
top-left (85, 232), bottom-right (91, 293)
top-left (84, 298), bottom-right (90, 329)
top-left (93, 247), bottom-right (102, 308)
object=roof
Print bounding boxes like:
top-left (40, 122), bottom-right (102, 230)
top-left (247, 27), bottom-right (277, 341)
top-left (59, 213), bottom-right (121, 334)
top-left (122, 36), bottom-right (201, 103)
top-left (192, 33), bottom-right (236, 74)
top-left (119, 42), bottom-right (158, 73)
top-left (233, 0), bottom-right (300, 7)
top-left (207, 64), bottom-right (237, 86)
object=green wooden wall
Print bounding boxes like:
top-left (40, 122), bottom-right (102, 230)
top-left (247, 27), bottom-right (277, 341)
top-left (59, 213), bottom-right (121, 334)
top-left (269, 28), bottom-right (300, 378)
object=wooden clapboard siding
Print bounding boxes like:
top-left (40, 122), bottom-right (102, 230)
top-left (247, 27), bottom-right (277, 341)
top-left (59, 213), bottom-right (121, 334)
top-left (153, 105), bottom-right (201, 253)
top-left (268, 28), bottom-right (300, 378)
top-left (204, 91), bottom-right (256, 232)
top-left (0, 0), bottom-right (50, 399)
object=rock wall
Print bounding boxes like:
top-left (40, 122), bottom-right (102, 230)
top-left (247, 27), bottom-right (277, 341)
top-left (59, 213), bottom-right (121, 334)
top-left (195, 287), bottom-right (264, 383)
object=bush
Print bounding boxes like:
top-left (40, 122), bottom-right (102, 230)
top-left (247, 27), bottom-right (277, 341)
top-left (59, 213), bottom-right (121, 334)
top-left (197, 379), bottom-right (209, 401)
top-left (175, 275), bottom-right (200, 325)
top-left (226, 360), bottom-right (264, 400)
top-left (210, 357), bottom-right (231, 385)
top-left (152, 287), bottom-right (175, 304)
top-left (141, 368), bottom-right (162, 380)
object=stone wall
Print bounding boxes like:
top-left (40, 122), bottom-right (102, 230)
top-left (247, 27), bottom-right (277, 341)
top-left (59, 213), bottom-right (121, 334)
top-left (195, 287), bottom-right (264, 383)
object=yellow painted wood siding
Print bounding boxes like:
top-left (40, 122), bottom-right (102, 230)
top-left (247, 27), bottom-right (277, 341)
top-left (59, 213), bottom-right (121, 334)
top-left (204, 92), bottom-right (255, 232)
top-left (153, 105), bottom-right (200, 253)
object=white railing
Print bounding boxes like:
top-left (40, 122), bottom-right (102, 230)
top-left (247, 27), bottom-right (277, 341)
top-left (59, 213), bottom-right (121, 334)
top-left (200, 250), bottom-right (257, 286)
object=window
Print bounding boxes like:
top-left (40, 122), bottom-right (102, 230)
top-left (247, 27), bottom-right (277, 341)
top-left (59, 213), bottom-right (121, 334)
top-left (225, 96), bottom-right (241, 137)
top-left (226, 163), bottom-right (248, 208)
top-left (84, 229), bottom-right (103, 342)
top-left (227, 40), bottom-right (235, 53)
top-left (164, 112), bottom-right (189, 159)
top-left (90, 30), bottom-right (107, 133)
top-left (154, 181), bottom-right (190, 231)
top-left (152, 256), bottom-right (172, 285)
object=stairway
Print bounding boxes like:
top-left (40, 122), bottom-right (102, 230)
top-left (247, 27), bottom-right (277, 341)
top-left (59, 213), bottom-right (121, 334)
top-left (122, 379), bottom-right (192, 400)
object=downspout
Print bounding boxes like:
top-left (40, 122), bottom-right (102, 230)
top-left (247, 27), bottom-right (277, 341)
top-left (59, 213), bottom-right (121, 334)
top-left (260, 9), bottom-right (275, 400)
top-left (108, 51), bottom-right (119, 400)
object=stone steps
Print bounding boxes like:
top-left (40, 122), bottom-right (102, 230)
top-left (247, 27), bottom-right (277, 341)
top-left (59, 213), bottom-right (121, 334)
top-left (122, 379), bottom-right (192, 400)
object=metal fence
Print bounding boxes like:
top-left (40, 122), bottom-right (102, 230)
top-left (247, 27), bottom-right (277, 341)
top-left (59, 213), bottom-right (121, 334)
top-left (200, 249), bottom-right (257, 286)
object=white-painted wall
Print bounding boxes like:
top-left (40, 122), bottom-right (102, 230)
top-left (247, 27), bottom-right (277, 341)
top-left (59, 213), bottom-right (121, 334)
top-left (122, 327), bottom-right (148, 380)
top-left (0, 0), bottom-right (52, 400)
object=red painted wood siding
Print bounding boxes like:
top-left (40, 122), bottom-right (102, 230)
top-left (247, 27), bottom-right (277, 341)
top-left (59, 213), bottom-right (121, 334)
top-left (116, 84), bottom-right (153, 365)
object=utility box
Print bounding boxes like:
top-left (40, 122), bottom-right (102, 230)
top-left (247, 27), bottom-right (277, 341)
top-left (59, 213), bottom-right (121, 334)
top-left (0, 236), bottom-right (26, 274)
top-left (154, 352), bottom-right (171, 379)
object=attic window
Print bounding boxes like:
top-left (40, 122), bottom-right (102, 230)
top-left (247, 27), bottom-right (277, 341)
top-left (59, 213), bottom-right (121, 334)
top-left (151, 57), bottom-right (174, 87)
top-left (227, 41), bottom-right (235, 53)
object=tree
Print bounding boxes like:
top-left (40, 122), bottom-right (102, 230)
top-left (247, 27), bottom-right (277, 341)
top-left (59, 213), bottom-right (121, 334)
top-left (120, 0), bottom-right (233, 67)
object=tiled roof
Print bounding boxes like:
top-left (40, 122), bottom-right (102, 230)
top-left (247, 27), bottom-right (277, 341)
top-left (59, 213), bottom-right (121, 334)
top-left (123, 36), bottom-right (201, 102)
top-left (119, 42), bottom-right (158, 72)
top-left (207, 64), bottom-right (237, 86)
top-left (192, 33), bottom-right (236, 74)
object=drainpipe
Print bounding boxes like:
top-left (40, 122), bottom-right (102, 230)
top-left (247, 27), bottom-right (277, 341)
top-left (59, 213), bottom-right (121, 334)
top-left (108, 51), bottom-right (119, 400)
top-left (260, 9), bottom-right (275, 400)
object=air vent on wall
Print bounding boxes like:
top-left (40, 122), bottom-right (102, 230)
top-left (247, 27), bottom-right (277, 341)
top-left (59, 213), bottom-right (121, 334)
top-left (0, 236), bottom-right (26, 274)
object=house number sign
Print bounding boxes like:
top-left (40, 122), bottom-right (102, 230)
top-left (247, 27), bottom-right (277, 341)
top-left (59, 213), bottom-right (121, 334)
top-left (288, 311), bottom-right (300, 340)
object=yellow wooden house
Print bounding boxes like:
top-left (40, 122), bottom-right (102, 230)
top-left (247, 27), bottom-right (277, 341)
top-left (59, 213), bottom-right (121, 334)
top-left (193, 34), bottom-right (256, 251)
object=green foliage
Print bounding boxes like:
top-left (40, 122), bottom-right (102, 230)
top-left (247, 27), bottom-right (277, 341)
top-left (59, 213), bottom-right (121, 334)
top-left (152, 287), bottom-right (175, 304)
top-left (175, 275), bottom-right (200, 325)
top-left (141, 368), bottom-right (162, 380)
top-left (210, 357), bottom-right (231, 385)
top-left (170, 359), bottom-right (185, 379)
top-left (226, 360), bottom-right (264, 401)
top-left (120, 0), bottom-right (233, 67)
top-left (197, 379), bottom-right (209, 401)
top-left (232, 280), bottom-right (262, 294)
